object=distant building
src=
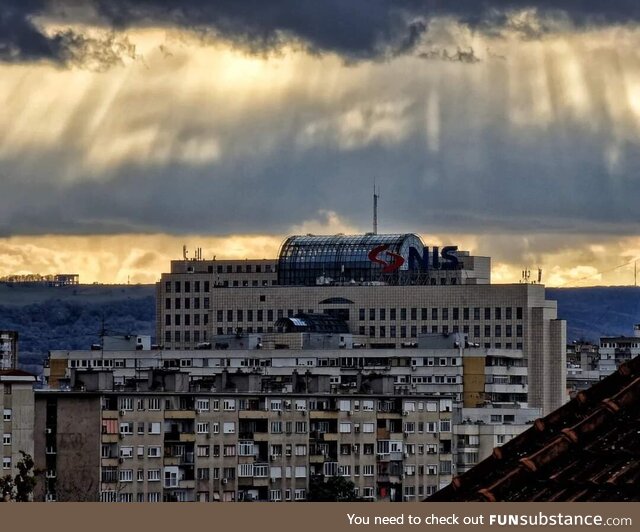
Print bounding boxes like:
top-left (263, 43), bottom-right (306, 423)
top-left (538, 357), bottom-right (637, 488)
top-left (0, 273), bottom-right (79, 286)
top-left (0, 331), bottom-right (18, 370)
top-left (427, 354), bottom-right (640, 502)
top-left (0, 370), bottom-right (36, 483)
top-left (599, 324), bottom-right (640, 375)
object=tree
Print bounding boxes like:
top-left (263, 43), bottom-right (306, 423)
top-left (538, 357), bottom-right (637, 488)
top-left (0, 452), bottom-right (37, 502)
top-left (307, 475), bottom-right (360, 502)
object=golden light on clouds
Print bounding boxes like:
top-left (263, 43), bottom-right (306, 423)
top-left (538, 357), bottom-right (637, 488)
top-left (2, 228), bottom-right (640, 287)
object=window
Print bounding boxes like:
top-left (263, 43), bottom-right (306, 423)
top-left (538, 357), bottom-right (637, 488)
top-left (2, 457), bottom-right (11, 470)
top-left (294, 489), bottom-right (306, 501)
top-left (339, 423), bottom-right (351, 433)
top-left (148, 422), bottom-right (161, 435)
top-left (223, 422), bottom-right (235, 434)
top-left (164, 467), bottom-right (179, 488)
top-left (238, 441), bottom-right (254, 456)
top-left (120, 446), bottom-right (133, 459)
top-left (223, 399), bottom-right (236, 411)
top-left (196, 398), bottom-right (210, 412)
top-left (147, 446), bottom-right (161, 458)
top-left (362, 423), bottom-right (375, 433)
top-left (223, 445), bottom-right (236, 457)
top-left (119, 398), bottom-right (133, 411)
top-left (196, 422), bottom-right (209, 434)
top-left (147, 469), bottom-right (160, 481)
top-left (295, 444), bottom-right (307, 456)
top-left (3, 434), bottom-right (11, 445)
top-left (119, 469), bottom-right (133, 482)
top-left (197, 445), bottom-right (210, 457)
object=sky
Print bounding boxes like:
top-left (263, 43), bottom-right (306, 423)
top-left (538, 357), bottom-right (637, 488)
top-left (2, 1), bottom-right (640, 285)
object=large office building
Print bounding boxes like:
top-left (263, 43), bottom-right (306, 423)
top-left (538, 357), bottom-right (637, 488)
top-left (0, 330), bottom-right (19, 370)
top-left (156, 233), bottom-right (565, 415)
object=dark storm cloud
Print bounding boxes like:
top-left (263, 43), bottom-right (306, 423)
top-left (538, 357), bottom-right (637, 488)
top-left (5, 1), bottom-right (640, 64)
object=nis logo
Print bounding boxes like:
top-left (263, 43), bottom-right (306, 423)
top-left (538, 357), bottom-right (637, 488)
top-left (368, 245), bottom-right (459, 273)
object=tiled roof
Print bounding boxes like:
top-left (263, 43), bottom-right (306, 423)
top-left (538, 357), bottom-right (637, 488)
top-left (427, 355), bottom-right (640, 502)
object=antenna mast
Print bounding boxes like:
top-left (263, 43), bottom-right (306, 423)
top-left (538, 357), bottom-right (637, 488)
top-left (373, 181), bottom-right (379, 234)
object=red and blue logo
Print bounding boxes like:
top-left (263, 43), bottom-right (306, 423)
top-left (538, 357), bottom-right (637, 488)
top-left (367, 245), bottom-right (405, 273)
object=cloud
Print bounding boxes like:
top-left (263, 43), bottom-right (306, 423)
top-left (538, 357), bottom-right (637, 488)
top-left (2, 26), bottom-right (640, 239)
top-left (5, 1), bottom-right (640, 66)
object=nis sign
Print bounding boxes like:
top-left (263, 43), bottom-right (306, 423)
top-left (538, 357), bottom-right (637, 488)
top-left (368, 245), bottom-right (459, 273)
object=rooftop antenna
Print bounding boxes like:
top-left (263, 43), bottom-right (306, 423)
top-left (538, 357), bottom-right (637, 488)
top-left (373, 180), bottom-right (379, 235)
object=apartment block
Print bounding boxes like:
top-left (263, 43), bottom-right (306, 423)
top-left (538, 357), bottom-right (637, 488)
top-left (1, 370), bottom-right (36, 481)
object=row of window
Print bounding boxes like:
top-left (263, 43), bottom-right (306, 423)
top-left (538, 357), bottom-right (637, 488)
top-left (359, 307), bottom-right (523, 322)
top-left (165, 298), bottom-right (210, 310)
top-left (164, 330), bottom-right (208, 343)
top-left (358, 324), bottom-right (524, 339)
top-left (116, 397), bottom-right (445, 413)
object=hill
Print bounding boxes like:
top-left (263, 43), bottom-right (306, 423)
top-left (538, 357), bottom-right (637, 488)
top-left (1, 283), bottom-right (639, 374)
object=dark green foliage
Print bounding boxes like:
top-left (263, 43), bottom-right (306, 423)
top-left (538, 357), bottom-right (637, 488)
top-left (307, 475), bottom-right (360, 502)
top-left (0, 452), bottom-right (37, 502)
top-left (0, 295), bottom-right (155, 374)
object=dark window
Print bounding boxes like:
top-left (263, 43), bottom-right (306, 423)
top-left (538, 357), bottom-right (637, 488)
top-left (432, 308), bottom-right (438, 320)
top-left (495, 307), bottom-right (501, 320)
top-left (495, 325), bottom-right (501, 337)
top-left (431, 326), bottom-right (438, 333)
top-left (442, 308), bottom-right (448, 320)
top-left (247, 310), bottom-right (253, 322)
top-left (369, 309), bottom-right (375, 321)
top-left (474, 325), bottom-right (480, 337)
top-left (165, 331), bottom-right (171, 342)
top-left (226, 265), bottom-right (232, 273)
top-left (463, 307), bottom-right (469, 320)
top-left (380, 326), bottom-right (386, 338)
top-left (236, 265), bottom-right (242, 273)
top-left (369, 326), bottom-right (375, 337)
top-left (204, 298), bottom-right (210, 309)
top-left (421, 308), bottom-right (428, 320)
top-left (484, 307), bottom-right (491, 320)
top-left (185, 281), bottom-right (190, 293)
top-left (174, 298), bottom-right (181, 310)
top-left (359, 326), bottom-right (365, 335)
top-left (410, 308), bottom-right (417, 321)
top-left (194, 298), bottom-right (200, 309)
top-left (256, 265), bottom-right (262, 273)
top-left (400, 326), bottom-right (406, 338)
top-left (184, 298), bottom-right (190, 310)
top-left (516, 325), bottom-right (523, 337)
top-left (400, 308), bottom-right (406, 320)
top-left (379, 309), bottom-right (386, 321)
top-left (175, 315), bottom-right (181, 326)
top-left (267, 310), bottom-right (274, 321)
top-left (185, 314), bottom-right (191, 326)
top-left (410, 326), bottom-right (417, 338)
top-left (165, 298), bottom-right (171, 310)
top-left (246, 265), bottom-right (252, 273)
top-left (517, 307), bottom-right (523, 319)
top-left (227, 310), bottom-right (233, 321)
top-left (217, 266), bottom-right (223, 273)
top-left (194, 314), bottom-right (200, 326)
top-left (174, 331), bottom-right (181, 342)
top-left (257, 310), bottom-right (263, 322)
top-left (175, 281), bottom-right (181, 293)
top-left (204, 314), bottom-right (208, 325)
top-left (165, 314), bottom-right (171, 326)
top-left (506, 325), bottom-right (512, 337)
top-left (474, 307), bottom-right (480, 320)
top-left (359, 308), bottom-right (365, 321)
top-left (506, 307), bottom-right (512, 320)
top-left (237, 310), bottom-right (243, 322)
top-left (260, 295), bottom-right (266, 302)
top-left (452, 308), bottom-right (459, 321)
top-left (390, 308), bottom-right (396, 320)
top-left (194, 281), bottom-right (200, 292)
top-left (390, 326), bottom-right (396, 338)
top-left (484, 325), bottom-right (491, 337)
top-left (165, 281), bottom-right (171, 293)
